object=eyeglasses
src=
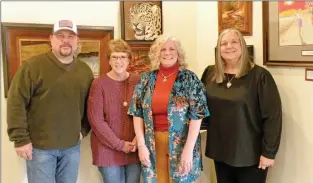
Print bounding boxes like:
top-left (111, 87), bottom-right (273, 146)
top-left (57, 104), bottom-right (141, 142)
top-left (110, 55), bottom-right (128, 61)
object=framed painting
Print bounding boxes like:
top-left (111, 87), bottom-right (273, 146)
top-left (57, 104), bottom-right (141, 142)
top-left (127, 43), bottom-right (151, 75)
top-left (1, 22), bottom-right (114, 97)
top-left (263, 1), bottom-right (313, 67)
top-left (120, 1), bottom-right (163, 44)
top-left (218, 1), bottom-right (253, 36)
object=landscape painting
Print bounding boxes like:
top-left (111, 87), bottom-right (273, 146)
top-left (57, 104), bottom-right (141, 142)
top-left (279, 1), bottom-right (313, 46)
top-left (218, 1), bottom-right (252, 35)
top-left (20, 39), bottom-right (51, 62)
top-left (262, 2), bottom-right (313, 67)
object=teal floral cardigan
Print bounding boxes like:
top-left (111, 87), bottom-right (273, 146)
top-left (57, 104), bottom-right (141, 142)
top-left (128, 68), bottom-right (210, 183)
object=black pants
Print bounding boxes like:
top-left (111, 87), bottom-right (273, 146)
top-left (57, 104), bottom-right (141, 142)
top-left (214, 161), bottom-right (268, 183)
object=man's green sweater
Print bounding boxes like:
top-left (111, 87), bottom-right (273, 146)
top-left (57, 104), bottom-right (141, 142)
top-left (7, 51), bottom-right (94, 149)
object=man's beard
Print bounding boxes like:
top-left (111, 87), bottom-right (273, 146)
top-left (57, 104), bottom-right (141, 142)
top-left (59, 46), bottom-right (72, 57)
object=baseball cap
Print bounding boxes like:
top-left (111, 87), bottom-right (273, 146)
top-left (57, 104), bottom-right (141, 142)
top-left (53, 20), bottom-right (78, 35)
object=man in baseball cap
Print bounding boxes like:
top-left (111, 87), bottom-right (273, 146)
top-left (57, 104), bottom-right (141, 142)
top-left (50, 19), bottom-right (79, 59)
top-left (7, 19), bottom-right (93, 183)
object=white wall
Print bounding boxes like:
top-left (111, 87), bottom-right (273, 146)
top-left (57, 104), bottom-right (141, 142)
top-left (2, 1), bottom-right (313, 183)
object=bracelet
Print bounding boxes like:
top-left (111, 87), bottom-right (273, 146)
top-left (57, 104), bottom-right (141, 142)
top-left (138, 144), bottom-right (146, 148)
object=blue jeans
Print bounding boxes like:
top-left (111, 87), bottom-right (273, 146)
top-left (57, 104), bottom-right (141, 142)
top-left (26, 142), bottom-right (80, 183)
top-left (98, 163), bottom-right (141, 183)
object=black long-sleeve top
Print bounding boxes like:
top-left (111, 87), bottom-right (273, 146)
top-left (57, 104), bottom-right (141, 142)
top-left (201, 65), bottom-right (282, 167)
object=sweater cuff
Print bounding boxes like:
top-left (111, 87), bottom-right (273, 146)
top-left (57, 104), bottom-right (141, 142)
top-left (261, 151), bottom-right (276, 159)
top-left (14, 139), bottom-right (31, 148)
top-left (116, 140), bottom-right (125, 151)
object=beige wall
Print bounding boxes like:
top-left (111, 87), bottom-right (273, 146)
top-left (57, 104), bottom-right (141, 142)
top-left (1, 1), bottom-right (313, 183)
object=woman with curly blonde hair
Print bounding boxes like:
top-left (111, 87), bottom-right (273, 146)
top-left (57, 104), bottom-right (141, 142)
top-left (149, 35), bottom-right (188, 70)
top-left (128, 35), bottom-right (209, 183)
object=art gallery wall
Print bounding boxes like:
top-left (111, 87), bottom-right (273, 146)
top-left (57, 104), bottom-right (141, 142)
top-left (1, 1), bottom-right (313, 183)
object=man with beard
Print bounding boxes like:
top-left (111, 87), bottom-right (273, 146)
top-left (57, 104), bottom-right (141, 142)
top-left (6, 20), bottom-right (94, 183)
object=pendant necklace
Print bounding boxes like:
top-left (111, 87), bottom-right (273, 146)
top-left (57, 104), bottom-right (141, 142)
top-left (226, 74), bottom-right (236, 88)
top-left (161, 71), bottom-right (177, 82)
top-left (112, 74), bottom-right (129, 107)
top-left (116, 83), bottom-right (128, 107)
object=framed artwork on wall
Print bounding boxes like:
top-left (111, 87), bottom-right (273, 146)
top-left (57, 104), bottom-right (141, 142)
top-left (1, 22), bottom-right (114, 97)
top-left (263, 1), bottom-right (313, 67)
top-left (120, 1), bottom-right (163, 44)
top-left (127, 43), bottom-right (151, 75)
top-left (218, 1), bottom-right (253, 36)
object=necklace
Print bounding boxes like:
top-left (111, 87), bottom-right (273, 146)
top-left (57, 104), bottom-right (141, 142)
top-left (161, 71), bottom-right (177, 82)
top-left (226, 74), bottom-right (236, 88)
top-left (115, 82), bottom-right (128, 107)
top-left (110, 73), bottom-right (129, 107)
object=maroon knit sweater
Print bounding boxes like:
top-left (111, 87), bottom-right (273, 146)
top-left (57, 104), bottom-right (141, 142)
top-left (87, 73), bottom-right (140, 166)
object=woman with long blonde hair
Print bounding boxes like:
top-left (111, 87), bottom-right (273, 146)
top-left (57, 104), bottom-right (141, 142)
top-left (201, 29), bottom-right (282, 183)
